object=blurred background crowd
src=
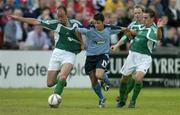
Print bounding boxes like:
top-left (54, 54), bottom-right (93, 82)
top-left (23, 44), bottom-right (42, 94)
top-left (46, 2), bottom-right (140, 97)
top-left (0, 0), bottom-right (180, 50)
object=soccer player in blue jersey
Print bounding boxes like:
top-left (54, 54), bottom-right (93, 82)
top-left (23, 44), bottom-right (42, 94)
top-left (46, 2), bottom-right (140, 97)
top-left (76, 13), bottom-right (128, 108)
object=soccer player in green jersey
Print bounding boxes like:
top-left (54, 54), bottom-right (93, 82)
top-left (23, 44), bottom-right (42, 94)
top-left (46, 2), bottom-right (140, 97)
top-left (111, 8), bottom-right (166, 108)
top-left (11, 5), bottom-right (84, 107)
top-left (116, 5), bottom-right (145, 104)
top-left (113, 5), bottom-right (166, 108)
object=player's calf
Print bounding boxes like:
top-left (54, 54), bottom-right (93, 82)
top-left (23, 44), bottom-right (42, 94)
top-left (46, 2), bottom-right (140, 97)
top-left (101, 73), bottom-right (111, 91)
top-left (100, 81), bottom-right (110, 92)
top-left (99, 98), bottom-right (106, 108)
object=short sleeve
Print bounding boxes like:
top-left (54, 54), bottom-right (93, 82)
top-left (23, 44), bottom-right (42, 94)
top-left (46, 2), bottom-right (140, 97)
top-left (77, 27), bottom-right (89, 34)
top-left (121, 35), bottom-right (129, 44)
top-left (147, 28), bottom-right (157, 43)
top-left (109, 25), bottom-right (121, 35)
top-left (40, 20), bottom-right (58, 31)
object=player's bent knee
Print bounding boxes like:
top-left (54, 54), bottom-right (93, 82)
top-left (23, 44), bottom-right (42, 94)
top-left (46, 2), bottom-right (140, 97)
top-left (96, 76), bottom-right (103, 80)
top-left (121, 75), bottom-right (129, 81)
top-left (95, 73), bottom-right (103, 80)
top-left (59, 75), bottom-right (67, 81)
top-left (47, 81), bottom-right (54, 87)
top-left (135, 77), bottom-right (143, 82)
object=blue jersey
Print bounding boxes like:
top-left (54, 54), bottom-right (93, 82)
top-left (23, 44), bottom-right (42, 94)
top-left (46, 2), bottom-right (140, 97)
top-left (78, 25), bottom-right (121, 56)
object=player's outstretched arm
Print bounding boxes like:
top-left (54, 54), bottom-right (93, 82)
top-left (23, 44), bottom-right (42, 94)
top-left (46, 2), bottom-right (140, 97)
top-left (121, 27), bottom-right (136, 39)
top-left (75, 29), bottom-right (85, 50)
top-left (11, 15), bottom-right (40, 25)
top-left (110, 27), bottom-right (137, 51)
top-left (110, 38), bottom-right (125, 52)
top-left (156, 17), bottom-right (167, 40)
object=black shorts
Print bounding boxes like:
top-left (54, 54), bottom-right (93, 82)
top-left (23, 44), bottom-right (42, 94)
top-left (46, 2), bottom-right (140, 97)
top-left (85, 54), bottom-right (109, 75)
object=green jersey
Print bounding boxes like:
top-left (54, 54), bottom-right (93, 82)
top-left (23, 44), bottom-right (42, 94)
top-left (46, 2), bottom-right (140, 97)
top-left (129, 23), bottom-right (157, 55)
top-left (40, 19), bottom-right (82, 54)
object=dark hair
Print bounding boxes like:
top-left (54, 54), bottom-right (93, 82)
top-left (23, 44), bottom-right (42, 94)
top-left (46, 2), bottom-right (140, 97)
top-left (144, 8), bottom-right (155, 18)
top-left (42, 7), bottom-right (50, 12)
top-left (134, 5), bottom-right (145, 12)
top-left (93, 13), bottom-right (105, 22)
top-left (57, 5), bottom-right (67, 14)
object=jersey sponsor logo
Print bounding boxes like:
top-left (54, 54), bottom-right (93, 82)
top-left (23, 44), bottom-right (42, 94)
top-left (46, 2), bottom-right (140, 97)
top-left (66, 32), bottom-right (70, 36)
top-left (95, 40), bottom-right (106, 44)
top-left (67, 37), bottom-right (79, 43)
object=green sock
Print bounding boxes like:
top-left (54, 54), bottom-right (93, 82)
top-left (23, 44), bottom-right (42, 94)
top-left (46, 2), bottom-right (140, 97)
top-left (54, 79), bottom-right (58, 85)
top-left (131, 82), bottom-right (143, 102)
top-left (119, 82), bottom-right (127, 102)
top-left (125, 77), bottom-right (135, 97)
top-left (54, 79), bottom-right (66, 95)
top-left (54, 74), bottom-right (61, 85)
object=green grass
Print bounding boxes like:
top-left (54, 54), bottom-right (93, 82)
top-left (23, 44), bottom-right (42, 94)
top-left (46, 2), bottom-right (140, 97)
top-left (0, 88), bottom-right (180, 115)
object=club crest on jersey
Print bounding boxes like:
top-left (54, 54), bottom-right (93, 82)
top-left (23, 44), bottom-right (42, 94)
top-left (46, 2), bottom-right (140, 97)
top-left (68, 37), bottom-right (73, 41)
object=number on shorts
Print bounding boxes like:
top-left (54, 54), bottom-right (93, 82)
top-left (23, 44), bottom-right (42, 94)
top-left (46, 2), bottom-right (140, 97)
top-left (101, 60), bottom-right (108, 68)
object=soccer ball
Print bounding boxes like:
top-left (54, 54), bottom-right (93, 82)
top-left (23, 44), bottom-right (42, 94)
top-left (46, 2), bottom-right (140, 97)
top-left (48, 94), bottom-right (62, 108)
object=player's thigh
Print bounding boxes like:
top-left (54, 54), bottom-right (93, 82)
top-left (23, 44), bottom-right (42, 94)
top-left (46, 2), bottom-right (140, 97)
top-left (59, 50), bottom-right (76, 80)
top-left (59, 63), bottom-right (73, 80)
top-left (120, 52), bottom-right (136, 76)
top-left (95, 68), bottom-right (105, 79)
top-left (47, 70), bottom-right (59, 87)
top-left (48, 49), bottom-right (75, 80)
top-left (136, 54), bottom-right (152, 74)
top-left (47, 52), bottom-right (62, 85)
top-left (48, 48), bottom-right (64, 71)
top-left (134, 71), bottom-right (145, 82)
top-left (89, 70), bottom-right (98, 86)
top-left (95, 54), bottom-right (109, 78)
top-left (85, 58), bottom-right (96, 75)
top-left (47, 70), bottom-right (59, 79)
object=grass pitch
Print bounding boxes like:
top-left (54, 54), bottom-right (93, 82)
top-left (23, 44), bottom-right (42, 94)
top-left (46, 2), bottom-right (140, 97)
top-left (0, 88), bottom-right (180, 115)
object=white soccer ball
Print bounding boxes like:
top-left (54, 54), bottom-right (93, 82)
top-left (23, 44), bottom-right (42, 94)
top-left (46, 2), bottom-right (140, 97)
top-left (48, 94), bottom-right (62, 108)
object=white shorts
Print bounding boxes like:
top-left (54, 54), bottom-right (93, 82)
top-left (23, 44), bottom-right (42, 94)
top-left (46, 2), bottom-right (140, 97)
top-left (120, 51), bottom-right (152, 76)
top-left (48, 48), bottom-right (76, 71)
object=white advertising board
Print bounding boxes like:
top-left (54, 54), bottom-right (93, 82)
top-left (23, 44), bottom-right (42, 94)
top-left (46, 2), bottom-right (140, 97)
top-left (0, 51), bottom-right (90, 88)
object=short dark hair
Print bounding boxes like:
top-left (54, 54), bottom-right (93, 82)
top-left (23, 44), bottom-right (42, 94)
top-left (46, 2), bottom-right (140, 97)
top-left (134, 5), bottom-right (145, 12)
top-left (93, 13), bottom-right (105, 22)
top-left (42, 7), bottom-right (50, 12)
top-left (144, 8), bottom-right (155, 18)
top-left (57, 5), bottom-right (67, 14)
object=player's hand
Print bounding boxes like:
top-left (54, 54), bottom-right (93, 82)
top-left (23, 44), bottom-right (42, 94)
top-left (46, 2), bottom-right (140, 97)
top-left (88, 19), bottom-right (94, 25)
top-left (124, 31), bottom-right (132, 38)
top-left (121, 27), bottom-right (130, 33)
top-left (80, 43), bottom-right (85, 50)
top-left (157, 16), bottom-right (168, 28)
top-left (10, 15), bottom-right (19, 20)
top-left (110, 45), bottom-right (118, 52)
